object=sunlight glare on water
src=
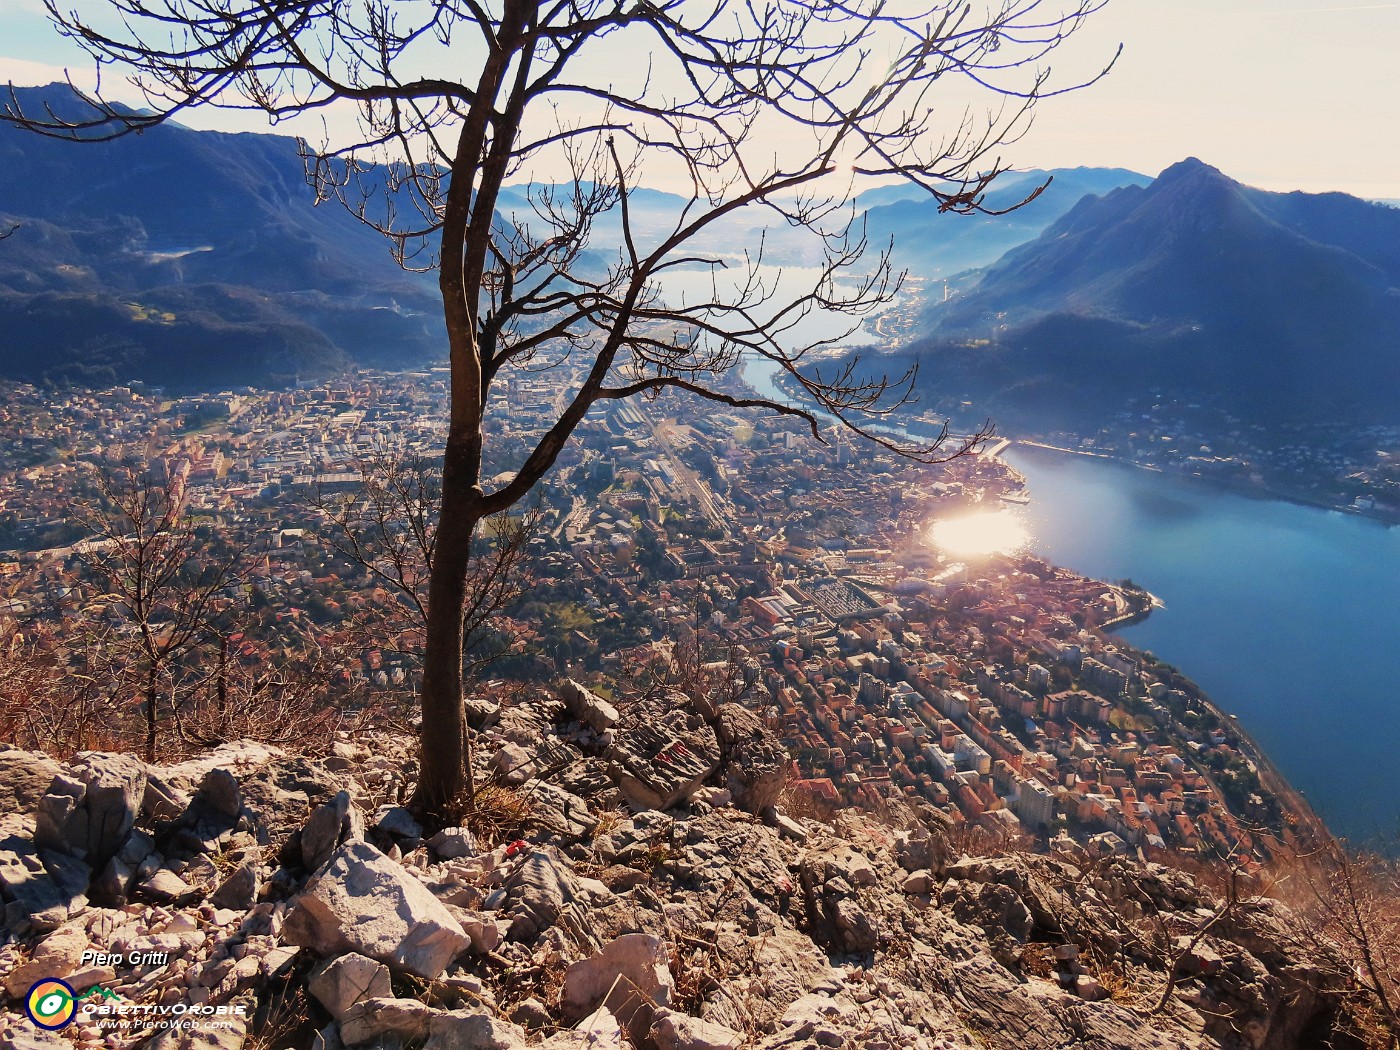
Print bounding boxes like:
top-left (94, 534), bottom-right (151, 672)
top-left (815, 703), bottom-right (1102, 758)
top-left (929, 508), bottom-right (1030, 558)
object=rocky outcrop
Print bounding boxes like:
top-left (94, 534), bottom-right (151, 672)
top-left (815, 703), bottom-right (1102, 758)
top-left (35, 752), bottom-right (147, 868)
top-left (299, 790), bottom-right (365, 872)
top-left (307, 951), bottom-right (393, 1018)
top-left (560, 679), bottom-right (620, 733)
top-left (282, 839), bottom-right (470, 978)
top-left (562, 932), bottom-right (674, 1042)
top-left (0, 701), bottom-right (1358, 1050)
top-left (799, 850), bottom-right (880, 955)
top-left (501, 846), bottom-right (582, 943)
top-left (0, 746), bottom-right (62, 812)
top-left (713, 704), bottom-right (787, 815)
top-left (606, 700), bottom-right (721, 811)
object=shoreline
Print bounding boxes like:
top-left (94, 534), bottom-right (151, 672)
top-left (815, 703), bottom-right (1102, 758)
top-left (1109, 631), bottom-right (1334, 854)
top-left (994, 441), bottom-right (1337, 853)
top-left (1013, 438), bottom-right (1399, 528)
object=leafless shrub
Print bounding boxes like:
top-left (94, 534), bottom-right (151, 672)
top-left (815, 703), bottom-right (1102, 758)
top-left (1268, 842), bottom-right (1400, 1048)
top-left (0, 623), bottom-right (125, 757)
top-left (444, 779), bottom-right (534, 850)
top-left (172, 631), bottom-right (361, 756)
top-left (66, 465), bottom-right (249, 761)
top-left (246, 969), bottom-right (316, 1050)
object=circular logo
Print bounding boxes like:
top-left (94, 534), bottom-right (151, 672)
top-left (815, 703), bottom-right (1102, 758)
top-left (25, 979), bottom-right (77, 1030)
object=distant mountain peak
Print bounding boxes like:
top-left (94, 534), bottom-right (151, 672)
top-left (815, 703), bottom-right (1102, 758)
top-left (1160, 155), bottom-right (1210, 174)
top-left (920, 156), bottom-right (1400, 428)
top-left (1154, 156), bottom-right (1234, 186)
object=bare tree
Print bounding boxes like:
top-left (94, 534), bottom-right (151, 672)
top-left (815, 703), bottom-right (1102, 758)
top-left (70, 466), bottom-right (245, 761)
top-left (1149, 859), bottom-right (1247, 1015)
top-left (5, 0), bottom-right (1115, 816)
top-left (175, 625), bottom-right (367, 753)
top-left (316, 448), bottom-right (534, 672)
top-left (315, 448), bottom-right (537, 804)
top-left (0, 620), bottom-right (119, 756)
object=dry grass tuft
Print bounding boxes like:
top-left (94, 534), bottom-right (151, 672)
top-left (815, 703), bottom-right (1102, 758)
top-left (439, 780), bottom-right (534, 848)
top-left (245, 971), bottom-right (316, 1050)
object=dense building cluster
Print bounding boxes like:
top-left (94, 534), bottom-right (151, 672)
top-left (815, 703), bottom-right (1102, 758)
top-left (0, 366), bottom-right (1300, 866)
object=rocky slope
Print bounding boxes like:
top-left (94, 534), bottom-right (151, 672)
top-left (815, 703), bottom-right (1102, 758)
top-left (0, 686), bottom-right (1352, 1049)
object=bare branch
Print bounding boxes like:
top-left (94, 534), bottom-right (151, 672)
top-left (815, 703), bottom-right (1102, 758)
top-left (3, 0), bottom-right (1116, 815)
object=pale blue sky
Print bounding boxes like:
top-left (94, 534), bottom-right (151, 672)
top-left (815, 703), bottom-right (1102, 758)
top-left (2, 0), bottom-right (1397, 198)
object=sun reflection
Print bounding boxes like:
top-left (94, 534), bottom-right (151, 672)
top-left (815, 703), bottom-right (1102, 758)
top-left (929, 509), bottom-right (1030, 558)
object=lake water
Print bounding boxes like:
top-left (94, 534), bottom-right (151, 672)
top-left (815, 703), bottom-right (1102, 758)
top-left (742, 341), bottom-right (1400, 843)
top-left (1005, 444), bottom-right (1400, 846)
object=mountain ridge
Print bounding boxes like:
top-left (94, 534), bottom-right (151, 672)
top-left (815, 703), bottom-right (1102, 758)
top-left (905, 158), bottom-right (1400, 428)
top-left (0, 83), bottom-right (442, 390)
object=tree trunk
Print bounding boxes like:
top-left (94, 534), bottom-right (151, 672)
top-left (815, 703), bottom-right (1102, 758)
top-left (145, 668), bottom-right (158, 763)
top-left (411, 432), bottom-right (483, 818)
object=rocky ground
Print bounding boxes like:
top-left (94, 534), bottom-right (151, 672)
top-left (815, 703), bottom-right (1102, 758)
top-left (0, 684), bottom-right (1355, 1049)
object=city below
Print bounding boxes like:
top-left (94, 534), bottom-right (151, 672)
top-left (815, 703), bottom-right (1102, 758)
top-left (0, 363), bottom-right (1332, 870)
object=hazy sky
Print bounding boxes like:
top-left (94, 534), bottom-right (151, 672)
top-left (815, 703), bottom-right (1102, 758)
top-left (2, 0), bottom-right (1398, 198)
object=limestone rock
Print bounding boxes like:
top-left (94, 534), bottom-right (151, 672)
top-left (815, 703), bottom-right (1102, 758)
top-left (562, 933), bottom-right (674, 1043)
top-left (94, 827), bottom-right (159, 906)
top-left (136, 868), bottom-right (201, 906)
top-left (492, 742), bottom-right (534, 786)
top-left (455, 910), bottom-right (505, 955)
top-left (501, 847), bottom-right (580, 943)
top-left (165, 767), bottom-right (247, 856)
top-left (422, 1011), bottom-right (529, 1050)
top-left (895, 826), bottom-right (946, 874)
top-left (339, 996), bottom-right (435, 1046)
top-left (4, 921), bottom-right (89, 996)
top-left (1072, 974), bottom-right (1107, 1000)
top-left (508, 998), bottom-right (552, 1031)
top-left (141, 774), bottom-right (187, 822)
top-left (230, 752), bottom-right (343, 846)
top-left (691, 787), bottom-right (731, 809)
top-left (145, 1012), bottom-right (248, 1050)
top-left (0, 746), bottom-right (62, 813)
top-left (714, 704), bottom-right (787, 815)
top-left (0, 826), bottom-right (89, 934)
top-left (649, 1008), bottom-right (744, 1050)
top-left (526, 781), bottom-right (598, 838)
top-left (607, 715), bottom-right (719, 810)
top-left (541, 1006), bottom-right (623, 1050)
top-left (283, 840), bottom-right (469, 979)
top-left (799, 854), bottom-right (879, 955)
top-left (195, 767), bottom-right (243, 820)
top-left (0, 1027), bottom-right (69, 1050)
top-left (372, 806), bottom-right (423, 846)
top-left (770, 811), bottom-right (808, 843)
top-left (308, 953), bottom-right (393, 1019)
top-left (428, 827), bottom-right (477, 860)
top-left (902, 869), bottom-right (934, 895)
top-left (1174, 935), bottom-right (1225, 977)
top-left (560, 679), bottom-right (619, 732)
top-left (32, 775), bottom-right (88, 858)
top-left (210, 861), bottom-right (259, 910)
top-left (302, 790), bottom-right (365, 872)
top-left (464, 696), bottom-right (502, 731)
top-left (943, 877), bottom-right (1034, 945)
top-left (72, 753), bottom-right (148, 866)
